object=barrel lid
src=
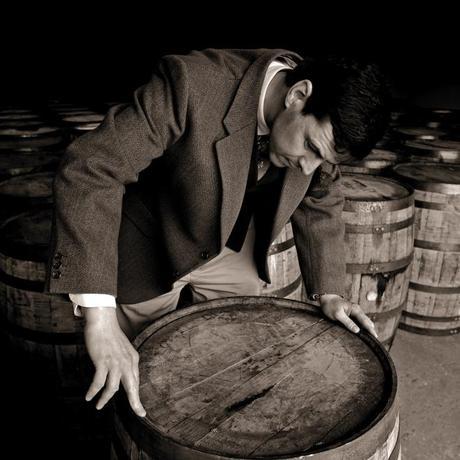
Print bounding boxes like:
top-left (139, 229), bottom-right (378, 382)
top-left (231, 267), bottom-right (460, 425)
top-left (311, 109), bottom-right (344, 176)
top-left (0, 114), bottom-right (40, 121)
top-left (0, 125), bottom-right (62, 137)
top-left (340, 149), bottom-right (400, 173)
top-left (341, 174), bottom-right (411, 201)
top-left (125, 297), bottom-right (396, 458)
top-left (62, 114), bottom-right (104, 123)
top-left (347, 149), bottom-right (400, 164)
top-left (405, 139), bottom-right (460, 152)
top-left (0, 120), bottom-right (46, 130)
top-left (57, 110), bottom-right (100, 117)
top-left (403, 139), bottom-right (460, 163)
top-left (72, 122), bottom-right (101, 132)
top-left (393, 127), bottom-right (445, 140)
top-left (393, 162), bottom-right (460, 194)
top-left (0, 207), bottom-right (52, 261)
top-left (0, 171), bottom-right (54, 198)
top-left (0, 151), bottom-right (59, 174)
top-left (0, 109), bottom-right (36, 115)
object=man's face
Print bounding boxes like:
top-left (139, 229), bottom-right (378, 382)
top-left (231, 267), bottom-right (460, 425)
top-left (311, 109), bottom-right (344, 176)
top-left (269, 106), bottom-right (347, 177)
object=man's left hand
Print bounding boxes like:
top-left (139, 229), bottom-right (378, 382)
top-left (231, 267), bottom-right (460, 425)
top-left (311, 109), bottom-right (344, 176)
top-left (319, 294), bottom-right (378, 339)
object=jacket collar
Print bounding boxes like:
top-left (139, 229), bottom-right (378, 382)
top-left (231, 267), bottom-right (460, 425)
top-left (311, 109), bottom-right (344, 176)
top-left (223, 50), bottom-right (302, 134)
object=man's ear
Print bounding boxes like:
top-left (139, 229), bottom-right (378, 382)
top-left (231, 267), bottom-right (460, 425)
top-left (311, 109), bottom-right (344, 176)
top-left (285, 79), bottom-right (313, 109)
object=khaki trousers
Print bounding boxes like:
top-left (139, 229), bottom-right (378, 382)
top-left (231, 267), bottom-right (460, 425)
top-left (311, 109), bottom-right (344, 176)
top-left (117, 220), bottom-right (260, 338)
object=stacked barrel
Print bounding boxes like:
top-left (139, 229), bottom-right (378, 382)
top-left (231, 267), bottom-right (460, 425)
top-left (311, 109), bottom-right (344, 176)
top-left (340, 175), bottom-right (414, 349)
top-left (0, 103), bottom-right (113, 455)
top-left (349, 106), bottom-right (460, 341)
top-left (393, 163), bottom-right (460, 335)
top-left (338, 105), bottom-right (460, 346)
top-left (261, 222), bottom-right (303, 300)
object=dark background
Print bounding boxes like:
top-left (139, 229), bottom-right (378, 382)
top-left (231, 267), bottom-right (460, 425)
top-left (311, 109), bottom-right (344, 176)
top-left (2, 6), bottom-right (460, 108)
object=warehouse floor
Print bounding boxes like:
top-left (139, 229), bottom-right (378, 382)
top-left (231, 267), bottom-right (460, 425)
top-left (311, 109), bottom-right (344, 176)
top-left (389, 330), bottom-right (460, 460)
top-left (3, 327), bottom-right (459, 459)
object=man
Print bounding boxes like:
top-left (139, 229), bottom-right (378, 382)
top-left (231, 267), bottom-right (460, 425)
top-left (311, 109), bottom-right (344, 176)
top-left (45, 48), bottom-right (390, 418)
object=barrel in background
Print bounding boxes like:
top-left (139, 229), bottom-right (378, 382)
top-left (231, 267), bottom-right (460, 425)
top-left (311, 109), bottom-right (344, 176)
top-left (392, 163), bottom-right (460, 335)
top-left (260, 221), bottom-right (302, 300)
top-left (339, 148), bottom-right (403, 176)
top-left (0, 125), bottom-right (66, 151)
top-left (0, 206), bottom-right (112, 446)
top-left (0, 170), bottom-right (54, 221)
top-left (402, 139), bottom-right (460, 164)
top-left (341, 174), bottom-right (415, 349)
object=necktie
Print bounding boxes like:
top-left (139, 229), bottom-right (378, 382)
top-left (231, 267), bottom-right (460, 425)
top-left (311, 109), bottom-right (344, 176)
top-left (255, 135), bottom-right (270, 171)
top-left (256, 135), bottom-right (270, 160)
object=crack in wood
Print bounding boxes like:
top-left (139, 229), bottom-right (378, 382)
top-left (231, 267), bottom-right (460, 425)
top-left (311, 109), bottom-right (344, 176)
top-left (225, 385), bottom-right (275, 415)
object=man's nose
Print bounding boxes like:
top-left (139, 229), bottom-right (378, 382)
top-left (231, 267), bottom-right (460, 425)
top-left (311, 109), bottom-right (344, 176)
top-left (299, 156), bottom-right (323, 176)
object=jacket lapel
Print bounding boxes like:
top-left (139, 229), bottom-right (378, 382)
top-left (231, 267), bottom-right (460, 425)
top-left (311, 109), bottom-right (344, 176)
top-left (215, 49), bottom-right (303, 248)
top-left (216, 124), bottom-right (256, 248)
top-left (270, 168), bottom-right (313, 243)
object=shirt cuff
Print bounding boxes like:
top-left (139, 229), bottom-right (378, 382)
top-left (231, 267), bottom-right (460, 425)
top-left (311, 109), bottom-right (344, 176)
top-left (69, 293), bottom-right (117, 317)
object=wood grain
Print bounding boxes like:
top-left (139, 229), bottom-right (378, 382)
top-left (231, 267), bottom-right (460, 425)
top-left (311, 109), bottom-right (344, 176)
top-left (393, 163), bottom-right (460, 334)
top-left (113, 297), bottom-right (398, 459)
top-left (341, 174), bottom-right (414, 348)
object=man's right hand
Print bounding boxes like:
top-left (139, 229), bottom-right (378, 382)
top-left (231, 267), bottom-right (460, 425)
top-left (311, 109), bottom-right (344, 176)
top-left (83, 307), bottom-right (146, 417)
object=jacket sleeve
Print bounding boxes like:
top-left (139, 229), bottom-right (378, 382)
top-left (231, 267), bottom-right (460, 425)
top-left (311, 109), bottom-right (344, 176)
top-left (44, 55), bottom-right (189, 296)
top-left (291, 162), bottom-right (347, 298)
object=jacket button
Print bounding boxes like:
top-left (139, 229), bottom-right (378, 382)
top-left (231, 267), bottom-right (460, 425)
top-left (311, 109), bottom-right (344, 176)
top-left (52, 270), bottom-right (62, 279)
top-left (54, 252), bottom-right (63, 260)
top-left (200, 250), bottom-right (209, 260)
top-left (52, 261), bottom-right (62, 269)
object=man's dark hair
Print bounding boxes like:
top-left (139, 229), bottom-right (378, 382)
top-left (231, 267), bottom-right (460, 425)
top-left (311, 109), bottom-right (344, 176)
top-left (285, 56), bottom-right (391, 160)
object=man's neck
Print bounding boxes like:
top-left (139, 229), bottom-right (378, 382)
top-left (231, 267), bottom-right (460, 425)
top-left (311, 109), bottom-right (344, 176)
top-left (263, 71), bottom-right (289, 129)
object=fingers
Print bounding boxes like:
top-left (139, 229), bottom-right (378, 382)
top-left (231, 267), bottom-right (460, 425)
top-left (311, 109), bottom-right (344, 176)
top-left (335, 308), bottom-right (360, 334)
top-left (86, 366), bottom-right (108, 402)
top-left (122, 369), bottom-right (146, 417)
top-left (350, 304), bottom-right (378, 338)
top-left (95, 370), bottom-right (121, 410)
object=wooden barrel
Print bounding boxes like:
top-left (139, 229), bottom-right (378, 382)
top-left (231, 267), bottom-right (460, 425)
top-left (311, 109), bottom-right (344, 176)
top-left (339, 149), bottom-right (402, 176)
top-left (0, 207), bottom-right (89, 391)
top-left (0, 125), bottom-right (66, 151)
top-left (0, 149), bottom-right (59, 181)
top-left (413, 108), bottom-right (460, 129)
top-left (0, 208), bottom-right (114, 447)
top-left (341, 174), bottom-right (414, 349)
top-left (111, 296), bottom-right (400, 460)
top-left (0, 113), bottom-right (41, 122)
top-left (0, 120), bottom-right (45, 129)
top-left (392, 126), bottom-right (446, 143)
top-left (260, 221), bottom-right (302, 300)
top-left (392, 163), bottom-right (460, 335)
top-left (62, 113), bottom-right (105, 139)
top-left (0, 171), bottom-right (55, 220)
top-left (402, 139), bottom-right (460, 164)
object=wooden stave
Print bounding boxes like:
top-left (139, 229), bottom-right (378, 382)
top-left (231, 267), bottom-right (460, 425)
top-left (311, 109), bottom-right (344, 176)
top-left (339, 149), bottom-right (402, 176)
top-left (392, 162), bottom-right (460, 194)
top-left (402, 140), bottom-right (460, 164)
top-left (0, 149), bottom-right (60, 182)
top-left (393, 168), bottom-right (460, 335)
top-left (0, 207), bottom-right (89, 391)
top-left (112, 296), bottom-right (399, 460)
top-left (0, 125), bottom-right (66, 151)
top-left (341, 174), bottom-right (415, 349)
top-left (260, 222), bottom-right (302, 301)
top-left (111, 411), bottom-right (400, 460)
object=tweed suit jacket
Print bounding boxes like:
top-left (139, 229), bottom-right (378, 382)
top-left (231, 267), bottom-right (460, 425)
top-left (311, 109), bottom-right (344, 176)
top-left (44, 48), bottom-right (347, 304)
